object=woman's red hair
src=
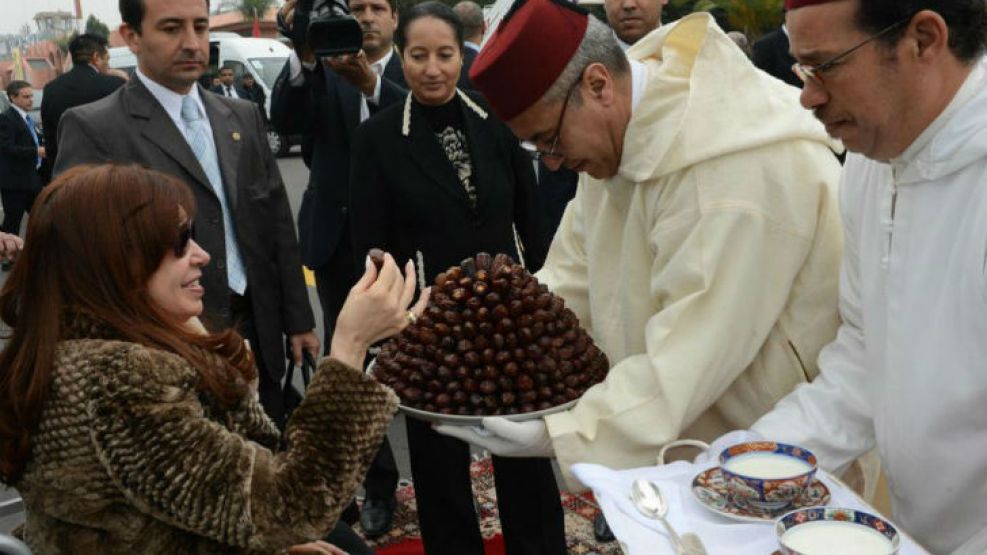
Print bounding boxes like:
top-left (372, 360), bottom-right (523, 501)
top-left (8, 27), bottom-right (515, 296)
top-left (0, 164), bottom-right (257, 485)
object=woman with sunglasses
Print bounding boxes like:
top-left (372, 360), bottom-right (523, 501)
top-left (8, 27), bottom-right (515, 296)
top-left (0, 163), bottom-right (427, 555)
top-left (348, 3), bottom-right (562, 553)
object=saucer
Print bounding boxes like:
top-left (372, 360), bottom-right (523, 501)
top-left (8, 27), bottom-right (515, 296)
top-left (691, 466), bottom-right (830, 523)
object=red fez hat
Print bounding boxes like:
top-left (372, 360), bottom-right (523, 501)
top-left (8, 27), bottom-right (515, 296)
top-left (785, 0), bottom-right (841, 10)
top-left (469, 0), bottom-right (589, 121)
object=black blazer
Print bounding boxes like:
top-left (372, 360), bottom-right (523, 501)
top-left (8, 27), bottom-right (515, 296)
top-left (54, 78), bottom-right (314, 382)
top-left (0, 108), bottom-right (42, 192)
top-left (270, 52), bottom-right (407, 271)
top-left (752, 28), bottom-right (801, 88)
top-left (41, 64), bottom-right (125, 182)
top-left (457, 44), bottom-right (479, 91)
top-left (211, 84), bottom-right (250, 99)
top-left (349, 90), bottom-right (547, 287)
top-left (241, 83), bottom-right (267, 112)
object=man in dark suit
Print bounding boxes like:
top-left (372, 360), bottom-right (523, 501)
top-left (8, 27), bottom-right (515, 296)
top-left (41, 33), bottom-right (125, 185)
top-left (0, 81), bottom-right (44, 248)
top-left (54, 0), bottom-right (319, 430)
top-left (453, 1), bottom-right (485, 90)
top-left (753, 21), bottom-right (802, 87)
top-left (211, 64), bottom-right (249, 99)
top-left (271, 0), bottom-right (406, 537)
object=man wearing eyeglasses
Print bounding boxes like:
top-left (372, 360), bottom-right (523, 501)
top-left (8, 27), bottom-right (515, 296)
top-left (437, 0), bottom-right (849, 493)
top-left (743, 1), bottom-right (987, 552)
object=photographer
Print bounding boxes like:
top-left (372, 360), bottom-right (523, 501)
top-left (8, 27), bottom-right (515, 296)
top-left (270, 0), bottom-right (407, 539)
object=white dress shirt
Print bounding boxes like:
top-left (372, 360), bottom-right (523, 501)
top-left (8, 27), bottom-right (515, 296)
top-left (359, 48), bottom-right (393, 122)
top-left (11, 104), bottom-right (35, 140)
top-left (221, 84), bottom-right (241, 99)
top-left (11, 103), bottom-right (40, 168)
top-left (135, 67), bottom-right (217, 149)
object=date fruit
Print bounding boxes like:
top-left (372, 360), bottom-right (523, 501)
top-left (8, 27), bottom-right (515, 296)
top-left (373, 253), bottom-right (610, 417)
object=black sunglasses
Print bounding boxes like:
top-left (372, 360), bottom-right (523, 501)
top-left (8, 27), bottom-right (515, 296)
top-left (174, 220), bottom-right (196, 257)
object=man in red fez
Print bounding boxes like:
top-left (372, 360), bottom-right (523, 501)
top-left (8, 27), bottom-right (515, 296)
top-left (439, 0), bottom-right (859, 497)
top-left (747, 1), bottom-right (987, 552)
top-left (594, 0), bottom-right (669, 543)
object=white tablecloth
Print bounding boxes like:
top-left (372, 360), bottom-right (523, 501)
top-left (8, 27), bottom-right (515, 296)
top-left (572, 461), bottom-right (930, 555)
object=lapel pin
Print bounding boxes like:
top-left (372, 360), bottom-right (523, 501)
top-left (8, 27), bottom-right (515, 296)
top-left (232, 132), bottom-right (241, 142)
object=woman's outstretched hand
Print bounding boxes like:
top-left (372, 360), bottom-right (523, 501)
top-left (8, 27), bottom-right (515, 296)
top-left (329, 252), bottom-right (431, 369)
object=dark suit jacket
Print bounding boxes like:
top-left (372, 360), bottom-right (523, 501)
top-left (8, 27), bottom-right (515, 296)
top-left (211, 84), bottom-right (250, 99)
top-left (270, 53), bottom-right (407, 272)
top-left (536, 162), bottom-right (578, 247)
top-left (457, 44), bottom-right (479, 91)
top-left (752, 28), bottom-right (801, 88)
top-left (241, 83), bottom-right (267, 114)
top-left (349, 90), bottom-right (547, 287)
top-left (0, 108), bottom-right (41, 192)
top-left (53, 78), bottom-right (314, 382)
top-left (41, 64), bottom-right (125, 182)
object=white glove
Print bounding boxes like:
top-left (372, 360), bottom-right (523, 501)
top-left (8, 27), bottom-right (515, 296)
top-left (693, 429), bottom-right (765, 466)
top-left (434, 417), bottom-right (555, 458)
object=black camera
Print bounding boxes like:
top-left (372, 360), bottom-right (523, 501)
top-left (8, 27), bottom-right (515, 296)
top-left (279, 0), bottom-right (363, 57)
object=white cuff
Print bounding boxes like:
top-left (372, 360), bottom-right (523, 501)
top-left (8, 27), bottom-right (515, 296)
top-left (364, 73), bottom-right (382, 105)
top-left (288, 51), bottom-right (316, 86)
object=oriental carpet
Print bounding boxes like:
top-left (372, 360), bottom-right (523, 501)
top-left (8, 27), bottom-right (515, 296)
top-left (357, 456), bottom-right (623, 555)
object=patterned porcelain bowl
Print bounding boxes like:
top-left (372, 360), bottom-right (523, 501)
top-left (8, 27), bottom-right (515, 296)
top-left (718, 441), bottom-right (817, 511)
top-left (776, 507), bottom-right (900, 555)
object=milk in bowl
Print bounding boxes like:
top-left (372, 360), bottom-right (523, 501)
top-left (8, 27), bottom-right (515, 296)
top-left (776, 508), bottom-right (900, 555)
top-left (723, 451), bottom-right (814, 479)
top-left (718, 442), bottom-right (817, 510)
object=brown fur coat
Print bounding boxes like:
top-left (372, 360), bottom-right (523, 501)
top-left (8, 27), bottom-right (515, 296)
top-left (14, 323), bottom-right (397, 554)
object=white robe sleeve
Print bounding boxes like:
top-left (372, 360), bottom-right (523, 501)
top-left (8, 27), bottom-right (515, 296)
top-left (535, 179), bottom-right (592, 330)
top-left (544, 167), bottom-right (822, 487)
top-left (752, 164), bottom-right (877, 473)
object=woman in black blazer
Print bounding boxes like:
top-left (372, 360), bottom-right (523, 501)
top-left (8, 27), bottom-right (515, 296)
top-left (349, 3), bottom-right (565, 554)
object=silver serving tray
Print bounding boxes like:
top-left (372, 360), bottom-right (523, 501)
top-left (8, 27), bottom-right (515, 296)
top-left (368, 359), bottom-right (578, 426)
top-left (398, 399), bottom-right (577, 426)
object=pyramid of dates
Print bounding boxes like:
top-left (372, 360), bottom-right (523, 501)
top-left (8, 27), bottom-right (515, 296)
top-left (374, 252), bottom-right (609, 416)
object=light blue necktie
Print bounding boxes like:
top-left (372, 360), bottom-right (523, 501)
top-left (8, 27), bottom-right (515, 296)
top-left (180, 95), bottom-right (247, 295)
top-left (24, 114), bottom-right (40, 169)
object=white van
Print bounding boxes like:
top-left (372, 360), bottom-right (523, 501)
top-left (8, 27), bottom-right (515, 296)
top-left (109, 33), bottom-right (298, 156)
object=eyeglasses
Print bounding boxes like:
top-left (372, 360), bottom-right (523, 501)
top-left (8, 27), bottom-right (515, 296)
top-left (174, 220), bottom-right (195, 257)
top-left (521, 69), bottom-right (585, 161)
top-left (791, 15), bottom-right (912, 86)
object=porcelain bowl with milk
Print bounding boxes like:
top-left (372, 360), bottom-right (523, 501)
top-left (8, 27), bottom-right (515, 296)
top-left (718, 441), bottom-right (817, 511)
top-left (776, 507), bottom-right (900, 555)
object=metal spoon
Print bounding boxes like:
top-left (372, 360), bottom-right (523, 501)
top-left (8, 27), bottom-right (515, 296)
top-left (630, 478), bottom-right (708, 555)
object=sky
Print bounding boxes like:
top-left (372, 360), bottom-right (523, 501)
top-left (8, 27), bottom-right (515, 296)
top-left (0, 0), bottom-right (123, 36)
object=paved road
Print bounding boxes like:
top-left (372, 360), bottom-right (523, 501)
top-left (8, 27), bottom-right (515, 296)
top-left (0, 152), bottom-right (416, 534)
